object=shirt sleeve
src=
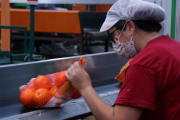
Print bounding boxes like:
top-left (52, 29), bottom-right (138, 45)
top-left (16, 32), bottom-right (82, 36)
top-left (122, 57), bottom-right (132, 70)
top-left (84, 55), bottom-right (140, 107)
top-left (114, 64), bottom-right (157, 111)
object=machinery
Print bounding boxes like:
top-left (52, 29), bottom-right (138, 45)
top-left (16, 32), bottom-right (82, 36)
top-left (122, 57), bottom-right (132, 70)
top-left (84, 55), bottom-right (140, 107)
top-left (0, 0), bottom-right (173, 59)
top-left (0, 52), bottom-right (128, 120)
top-left (8, 0), bottom-right (173, 37)
top-left (0, 0), bottom-right (176, 119)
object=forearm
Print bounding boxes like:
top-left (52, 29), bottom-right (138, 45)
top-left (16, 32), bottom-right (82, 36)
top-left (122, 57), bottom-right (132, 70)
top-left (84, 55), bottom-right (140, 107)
top-left (81, 86), bottom-right (114, 120)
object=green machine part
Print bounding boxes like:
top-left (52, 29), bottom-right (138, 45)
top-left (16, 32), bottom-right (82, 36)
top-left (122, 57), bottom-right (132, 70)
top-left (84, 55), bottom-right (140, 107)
top-left (0, 25), bottom-right (28, 53)
top-left (29, 5), bottom-right (36, 61)
top-left (13, 3), bottom-right (29, 7)
top-left (171, 0), bottom-right (177, 39)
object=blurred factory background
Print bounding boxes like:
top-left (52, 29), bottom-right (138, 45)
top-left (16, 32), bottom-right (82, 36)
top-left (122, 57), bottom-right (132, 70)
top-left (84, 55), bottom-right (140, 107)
top-left (0, 0), bottom-right (176, 65)
top-left (0, 0), bottom-right (178, 120)
top-left (0, 2), bottom-right (115, 65)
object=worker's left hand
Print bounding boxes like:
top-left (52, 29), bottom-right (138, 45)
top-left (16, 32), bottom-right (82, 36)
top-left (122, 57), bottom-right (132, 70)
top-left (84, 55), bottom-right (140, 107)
top-left (65, 62), bottom-right (92, 93)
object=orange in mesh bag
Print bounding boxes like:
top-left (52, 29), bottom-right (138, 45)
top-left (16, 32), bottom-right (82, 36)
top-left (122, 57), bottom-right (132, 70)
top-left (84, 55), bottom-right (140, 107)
top-left (115, 59), bottom-right (133, 83)
top-left (19, 57), bottom-right (87, 108)
top-left (54, 57), bottom-right (87, 100)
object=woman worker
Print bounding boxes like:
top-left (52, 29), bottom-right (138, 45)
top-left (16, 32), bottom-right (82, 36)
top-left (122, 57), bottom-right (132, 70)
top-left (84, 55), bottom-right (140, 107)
top-left (66, 0), bottom-right (180, 120)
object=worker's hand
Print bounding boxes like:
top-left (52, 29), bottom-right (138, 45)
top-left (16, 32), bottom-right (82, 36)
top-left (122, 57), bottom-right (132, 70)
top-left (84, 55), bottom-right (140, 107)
top-left (65, 61), bottom-right (92, 93)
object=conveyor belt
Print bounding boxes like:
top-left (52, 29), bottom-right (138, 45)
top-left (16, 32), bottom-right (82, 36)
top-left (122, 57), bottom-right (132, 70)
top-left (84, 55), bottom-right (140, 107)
top-left (0, 82), bottom-right (120, 120)
top-left (0, 52), bottom-right (128, 120)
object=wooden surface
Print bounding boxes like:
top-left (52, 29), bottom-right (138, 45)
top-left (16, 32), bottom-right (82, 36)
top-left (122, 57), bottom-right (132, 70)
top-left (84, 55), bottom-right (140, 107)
top-left (72, 4), bottom-right (111, 12)
top-left (0, 9), bottom-right (82, 34)
top-left (1, 0), bottom-right (11, 51)
top-left (96, 4), bottom-right (112, 12)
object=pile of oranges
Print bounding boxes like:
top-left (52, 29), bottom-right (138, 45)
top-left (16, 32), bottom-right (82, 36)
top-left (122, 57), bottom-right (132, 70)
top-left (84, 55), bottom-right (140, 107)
top-left (20, 71), bottom-right (81, 108)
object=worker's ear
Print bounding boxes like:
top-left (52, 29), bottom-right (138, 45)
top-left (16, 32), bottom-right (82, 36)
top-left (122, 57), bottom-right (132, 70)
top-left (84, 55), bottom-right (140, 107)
top-left (125, 20), bottom-right (135, 36)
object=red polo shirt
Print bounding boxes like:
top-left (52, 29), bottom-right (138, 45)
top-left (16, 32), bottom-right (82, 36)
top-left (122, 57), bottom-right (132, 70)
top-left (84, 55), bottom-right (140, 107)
top-left (114, 35), bottom-right (180, 120)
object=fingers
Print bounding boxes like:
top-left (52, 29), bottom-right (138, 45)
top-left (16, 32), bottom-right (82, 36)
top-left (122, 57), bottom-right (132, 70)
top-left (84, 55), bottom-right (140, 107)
top-left (66, 65), bottom-right (74, 81)
top-left (65, 70), bottom-right (71, 82)
top-left (75, 61), bottom-right (83, 68)
top-left (66, 61), bottom-right (84, 82)
top-left (66, 62), bottom-right (78, 81)
top-left (65, 70), bottom-right (69, 79)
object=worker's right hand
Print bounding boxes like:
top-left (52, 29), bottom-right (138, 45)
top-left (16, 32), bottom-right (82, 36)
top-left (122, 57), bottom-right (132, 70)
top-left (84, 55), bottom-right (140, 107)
top-left (65, 61), bottom-right (92, 93)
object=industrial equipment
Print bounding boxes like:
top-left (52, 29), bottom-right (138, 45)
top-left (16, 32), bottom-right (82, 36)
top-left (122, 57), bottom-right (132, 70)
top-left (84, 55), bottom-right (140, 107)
top-left (0, 52), bottom-right (128, 120)
top-left (0, 0), bottom-right (175, 119)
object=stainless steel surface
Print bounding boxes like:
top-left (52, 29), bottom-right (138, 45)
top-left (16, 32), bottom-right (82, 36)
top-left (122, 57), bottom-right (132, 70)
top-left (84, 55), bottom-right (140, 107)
top-left (0, 51), bottom-right (127, 101)
top-left (1, 84), bottom-right (119, 120)
top-left (10, 0), bottom-right (118, 4)
top-left (0, 52), bottom-right (128, 119)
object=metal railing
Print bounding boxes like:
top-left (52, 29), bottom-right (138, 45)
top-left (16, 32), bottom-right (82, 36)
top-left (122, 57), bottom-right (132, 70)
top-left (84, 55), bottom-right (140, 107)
top-left (0, 25), bottom-right (33, 61)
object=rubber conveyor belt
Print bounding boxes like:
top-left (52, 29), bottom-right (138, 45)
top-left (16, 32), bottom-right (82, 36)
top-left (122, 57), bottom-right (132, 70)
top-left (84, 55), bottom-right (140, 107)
top-left (0, 52), bottom-right (128, 120)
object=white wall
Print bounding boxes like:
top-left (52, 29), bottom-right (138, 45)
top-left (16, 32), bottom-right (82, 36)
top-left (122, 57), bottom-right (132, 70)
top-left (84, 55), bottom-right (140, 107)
top-left (145, 0), bottom-right (172, 36)
top-left (175, 0), bottom-right (180, 41)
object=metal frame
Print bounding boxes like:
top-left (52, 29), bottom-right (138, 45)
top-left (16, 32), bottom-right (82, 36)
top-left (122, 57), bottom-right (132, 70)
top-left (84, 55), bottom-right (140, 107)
top-left (29, 5), bottom-right (35, 61)
top-left (0, 25), bottom-right (28, 53)
top-left (170, 0), bottom-right (176, 39)
top-left (0, 25), bottom-right (34, 61)
top-left (0, 51), bottom-right (128, 120)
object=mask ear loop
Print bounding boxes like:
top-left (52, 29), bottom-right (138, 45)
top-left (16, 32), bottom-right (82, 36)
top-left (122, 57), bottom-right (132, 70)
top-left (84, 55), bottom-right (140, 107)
top-left (130, 35), bottom-right (133, 42)
top-left (116, 23), bottom-right (126, 45)
top-left (130, 34), bottom-right (138, 53)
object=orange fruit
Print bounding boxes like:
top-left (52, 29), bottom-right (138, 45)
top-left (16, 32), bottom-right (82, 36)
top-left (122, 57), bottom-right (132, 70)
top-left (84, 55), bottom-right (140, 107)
top-left (29, 87), bottom-right (35, 92)
top-left (55, 71), bottom-right (68, 88)
top-left (55, 81), bottom-right (72, 98)
top-left (33, 88), bottom-right (51, 107)
top-left (71, 89), bottom-right (81, 99)
top-left (20, 88), bottom-right (36, 107)
top-left (58, 81), bottom-right (72, 95)
top-left (33, 76), bottom-right (52, 90)
top-left (50, 86), bottom-right (59, 98)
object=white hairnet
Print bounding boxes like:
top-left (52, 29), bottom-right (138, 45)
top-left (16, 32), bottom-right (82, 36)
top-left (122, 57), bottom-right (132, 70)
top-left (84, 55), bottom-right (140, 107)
top-left (100, 0), bottom-right (166, 32)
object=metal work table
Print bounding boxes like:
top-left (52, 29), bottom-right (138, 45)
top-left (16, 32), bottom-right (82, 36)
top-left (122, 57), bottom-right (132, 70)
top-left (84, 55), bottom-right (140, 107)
top-left (0, 83), bottom-right (120, 120)
top-left (0, 52), bottom-right (128, 120)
